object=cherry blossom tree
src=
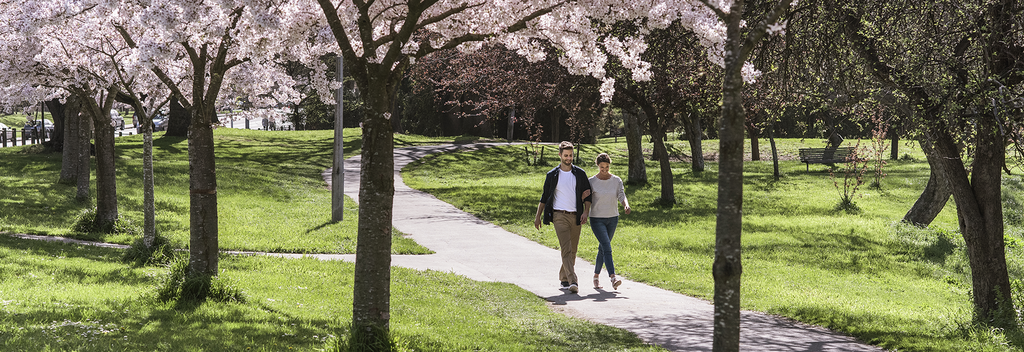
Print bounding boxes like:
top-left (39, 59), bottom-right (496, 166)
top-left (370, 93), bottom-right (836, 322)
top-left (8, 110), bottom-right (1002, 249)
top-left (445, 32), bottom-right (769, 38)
top-left (693, 0), bottom-right (793, 350)
top-left (0, 0), bottom-right (128, 230)
top-left (113, 0), bottom-right (325, 277)
top-left (309, 0), bottom-right (751, 347)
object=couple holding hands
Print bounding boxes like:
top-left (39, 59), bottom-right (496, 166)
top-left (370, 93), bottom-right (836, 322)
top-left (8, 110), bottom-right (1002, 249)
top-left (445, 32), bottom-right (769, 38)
top-left (534, 141), bottom-right (631, 294)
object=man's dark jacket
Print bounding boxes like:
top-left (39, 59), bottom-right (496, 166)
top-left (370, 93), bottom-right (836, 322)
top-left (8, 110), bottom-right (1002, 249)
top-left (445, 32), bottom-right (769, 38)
top-left (539, 165), bottom-right (593, 226)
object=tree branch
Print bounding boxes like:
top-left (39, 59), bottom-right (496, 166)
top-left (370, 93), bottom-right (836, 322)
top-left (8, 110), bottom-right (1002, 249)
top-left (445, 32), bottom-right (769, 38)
top-left (315, 0), bottom-right (360, 63)
top-left (115, 25), bottom-right (193, 110)
top-left (415, 2), bottom-right (567, 57)
top-left (694, 0), bottom-right (728, 19)
top-left (739, 0), bottom-right (792, 63)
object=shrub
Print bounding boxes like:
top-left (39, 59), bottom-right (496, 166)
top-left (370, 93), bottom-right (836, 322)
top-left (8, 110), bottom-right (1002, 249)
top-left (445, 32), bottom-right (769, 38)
top-left (70, 208), bottom-right (139, 239)
top-left (868, 117), bottom-right (889, 189)
top-left (121, 234), bottom-right (175, 266)
top-left (829, 141), bottom-right (868, 212)
top-left (157, 257), bottom-right (246, 305)
top-left (326, 324), bottom-right (417, 352)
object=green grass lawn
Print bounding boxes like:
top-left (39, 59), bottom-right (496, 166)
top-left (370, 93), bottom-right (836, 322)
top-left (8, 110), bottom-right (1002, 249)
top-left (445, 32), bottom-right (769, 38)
top-left (0, 128), bottom-right (467, 254)
top-left (402, 137), bottom-right (1024, 352)
top-left (1, 113), bottom-right (31, 128)
top-left (0, 129), bottom-right (658, 351)
top-left (0, 234), bottom-right (662, 351)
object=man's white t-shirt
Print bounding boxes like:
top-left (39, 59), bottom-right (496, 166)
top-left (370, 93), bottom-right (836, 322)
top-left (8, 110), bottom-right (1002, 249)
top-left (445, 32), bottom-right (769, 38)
top-left (553, 168), bottom-right (577, 212)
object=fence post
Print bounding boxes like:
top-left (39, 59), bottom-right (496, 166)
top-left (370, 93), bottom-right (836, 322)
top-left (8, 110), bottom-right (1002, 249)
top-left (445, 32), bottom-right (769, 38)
top-left (1, 129), bottom-right (6, 147)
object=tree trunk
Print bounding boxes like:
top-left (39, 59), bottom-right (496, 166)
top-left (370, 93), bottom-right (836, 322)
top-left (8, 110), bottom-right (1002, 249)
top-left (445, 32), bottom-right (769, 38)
top-left (551, 111), bottom-right (560, 142)
top-left (713, 4), bottom-right (746, 350)
top-left (44, 99), bottom-right (66, 152)
top-left (624, 110), bottom-right (647, 184)
top-left (166, 97), bottom-right (190, 138)
top-left (142, 113), bottom-right (156, 247)
top-left (902, 138), bottom-right (950, 226)
top-left (747, 123), bottom-right (760, 161)
top-left (651, 122), bottom-right (674, 204)
top-left (889, 120), bottom-right (900, 160)
top-left (188, 104), bottom-right (219, 276)
top-left (58, 96), bottom-right (82, 185)
top-left (631, 94), bottom-right (674, 204)
top-left (929, 119), bottom-right (1012, 325)
top-left (685, 111), bottom-right (705, 173)
top-left (82, 90), bottom-right (119, 230)
top-left (350, 77), bottom-right (396, 348)
top-left (76, 112), bottom-right (93, 201)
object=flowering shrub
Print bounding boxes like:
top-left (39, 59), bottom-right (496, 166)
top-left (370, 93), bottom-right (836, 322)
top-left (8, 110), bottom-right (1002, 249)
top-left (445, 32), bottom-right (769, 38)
top-left (868, 117), bottom-right (890, 189)
top-left (829, 141), bottom-right (868, 212)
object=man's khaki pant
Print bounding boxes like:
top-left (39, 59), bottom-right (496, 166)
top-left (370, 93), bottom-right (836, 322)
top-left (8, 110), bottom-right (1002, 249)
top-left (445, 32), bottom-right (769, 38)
top-left (553, 211), bottom-right (581, 285)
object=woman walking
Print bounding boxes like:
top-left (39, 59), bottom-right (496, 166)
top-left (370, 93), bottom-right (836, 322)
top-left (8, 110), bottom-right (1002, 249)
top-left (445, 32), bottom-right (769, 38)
top-left (588, 153), bottom-right (630, 290)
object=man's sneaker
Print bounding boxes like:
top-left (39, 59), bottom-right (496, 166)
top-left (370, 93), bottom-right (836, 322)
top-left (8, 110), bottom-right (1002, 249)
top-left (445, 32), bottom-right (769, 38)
top-left (559, 281), bottom-right (570, 290)
top-left (569, 283), bottom-right (579, 293)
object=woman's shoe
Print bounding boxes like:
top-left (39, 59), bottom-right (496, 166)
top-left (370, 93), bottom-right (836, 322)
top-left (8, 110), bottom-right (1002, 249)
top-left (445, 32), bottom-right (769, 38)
top-left (611, 276), bottom-right (623, 290)
top-left (593, 277), bottom-right (602, 289)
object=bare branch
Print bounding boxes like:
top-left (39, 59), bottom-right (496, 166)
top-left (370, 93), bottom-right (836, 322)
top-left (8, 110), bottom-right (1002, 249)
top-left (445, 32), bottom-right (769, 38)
top-left (115, 25), bottom-right (192, 110)
top-left (694, 0), bottom-right (728, 19)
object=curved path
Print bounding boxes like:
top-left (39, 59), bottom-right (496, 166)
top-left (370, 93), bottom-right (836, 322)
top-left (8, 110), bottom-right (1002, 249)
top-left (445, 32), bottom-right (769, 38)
top-left (323, 143), bottom-right (885, 352)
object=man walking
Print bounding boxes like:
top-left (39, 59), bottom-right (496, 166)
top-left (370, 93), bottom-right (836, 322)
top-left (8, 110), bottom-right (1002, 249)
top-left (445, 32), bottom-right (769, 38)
top-left (535, 141), bottom-right (592, 294)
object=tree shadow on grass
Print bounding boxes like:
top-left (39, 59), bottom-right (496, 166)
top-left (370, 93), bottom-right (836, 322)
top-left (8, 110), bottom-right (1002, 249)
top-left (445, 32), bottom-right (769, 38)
top-left (769, 304), bottom-right (969, 351)
top-left (0, 235), bottom-right (156, 287)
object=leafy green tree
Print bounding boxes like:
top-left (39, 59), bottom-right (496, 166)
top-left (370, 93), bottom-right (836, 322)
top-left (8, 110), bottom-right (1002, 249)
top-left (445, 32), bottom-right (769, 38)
top-left (793, 0), bottom-right (1024, 325)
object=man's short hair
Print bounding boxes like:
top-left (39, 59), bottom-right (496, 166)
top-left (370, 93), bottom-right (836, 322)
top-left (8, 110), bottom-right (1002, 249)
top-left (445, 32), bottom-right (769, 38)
top-left (558, 141), bottom-right (574, 154)
top-left (596, 153), bottom-right (611, 165)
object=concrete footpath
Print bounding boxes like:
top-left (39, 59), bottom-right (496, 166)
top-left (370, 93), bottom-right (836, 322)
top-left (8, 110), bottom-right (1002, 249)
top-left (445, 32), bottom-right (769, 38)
top-left (322, 143), bottom-right (885, 352)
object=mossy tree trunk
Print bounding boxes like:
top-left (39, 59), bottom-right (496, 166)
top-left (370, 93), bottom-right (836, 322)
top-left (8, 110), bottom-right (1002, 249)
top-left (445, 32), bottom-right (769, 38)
top-left (57, 95), bottom-right (83, 185)
top-left (684, 110), bottom-right (705, 173)
top-left (73, 86), bottom-right (119, 229)
top-left (902, 138), bottom-right (950, 227)
top-left (708, 1), bottom-right (792, 350)
top-left (623, 109), bottom-right (647, 184)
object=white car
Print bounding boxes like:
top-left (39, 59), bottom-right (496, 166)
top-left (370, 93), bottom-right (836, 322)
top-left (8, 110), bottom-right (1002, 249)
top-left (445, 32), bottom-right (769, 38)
top-left (153, 115), bottom-right (169, 131)
top-left (110, 109), bottom-right (125, 129)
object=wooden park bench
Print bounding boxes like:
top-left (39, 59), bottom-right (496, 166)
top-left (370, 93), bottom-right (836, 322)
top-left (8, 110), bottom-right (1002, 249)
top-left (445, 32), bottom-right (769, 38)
top-left (798, 146), bottom-right (856, 171)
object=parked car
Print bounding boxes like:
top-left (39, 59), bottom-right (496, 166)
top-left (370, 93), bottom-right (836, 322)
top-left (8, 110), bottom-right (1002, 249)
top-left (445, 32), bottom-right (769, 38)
top-left (0, 122), bottom-right (9, 139)
top-left (153, 115), bottom-right (169, 132)
top-left (22, 119), bottom-right (54, 136)
top-left (110, 109), bottom-right (125, 129)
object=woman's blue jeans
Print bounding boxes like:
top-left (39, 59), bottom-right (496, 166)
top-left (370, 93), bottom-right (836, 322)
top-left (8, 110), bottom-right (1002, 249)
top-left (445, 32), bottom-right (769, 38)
top-left (591, 216), bottom-right (618, 276)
